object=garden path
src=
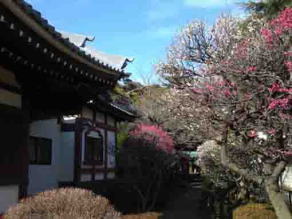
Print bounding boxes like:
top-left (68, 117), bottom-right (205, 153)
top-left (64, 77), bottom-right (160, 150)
top-left (161, 177), bottom-right (212, 219)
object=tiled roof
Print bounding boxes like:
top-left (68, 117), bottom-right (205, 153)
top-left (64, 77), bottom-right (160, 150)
top-left (11, 0), bottom-right (131, 75)
top-left (60, 31), bottom-right (133, 70)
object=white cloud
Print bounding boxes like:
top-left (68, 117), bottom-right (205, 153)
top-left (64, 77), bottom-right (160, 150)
top-left (184, 0), bottom-right (236, 8)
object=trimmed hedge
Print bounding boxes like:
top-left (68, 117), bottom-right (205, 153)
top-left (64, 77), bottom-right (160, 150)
top-left (122, 212), bottom-right (162, 219)
top-left (4, 188), bottom-right (120, 219)
top-left (233, 203), bottom-right (277, 219)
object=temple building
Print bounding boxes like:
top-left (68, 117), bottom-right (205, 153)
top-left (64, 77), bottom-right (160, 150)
top-left (0, 0), bottom-right (135, 214)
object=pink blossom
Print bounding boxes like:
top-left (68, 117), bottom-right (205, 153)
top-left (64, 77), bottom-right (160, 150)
top-left (130, 124), bottom-right (174, 153)
top-left (191, 88), bottom-right (203, 94)
top-left (269, 83), bottom-right (292, 93)
top-left (244, 93), bottom-right (252, 100)
top-left (247, 66), bottom-right (257, 72)
top-left (235, 40), bottom-right (249, 58)
top-left (268, 83), bottom-right (281, 93)
top-left (279, 112), bottom-right (292, 120)
top-left (284, 51), bottom-right (292, 57)
top-left (247, 130), bottom-right (257, 138)
top-left (267, 129), bottom-right (276, 135)
top-left (282, 151), bottom-right (292, 157)
top-left (223, 88), bottom-right (232, 97)
top-left (260, 28), bottom-right (274, 43)
top-left (268, 98), bottom-right (290, 110)
top-left (285, 61), bottom-right (292, 72)
top-left (270, 8), bottom-right (292, 31)
top-left (206, 84), bottom-right (215, 92)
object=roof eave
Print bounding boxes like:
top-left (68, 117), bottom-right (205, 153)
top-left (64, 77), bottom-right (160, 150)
top-left (3, 0), bottom-right (124, 77)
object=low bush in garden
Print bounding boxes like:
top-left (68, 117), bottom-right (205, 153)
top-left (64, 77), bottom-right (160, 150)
top-left (233, 203), bottom-right (276, 219)
top-left (117, 125), bottom-right (178, 212)
top-left (122, 212), bottom-right (162, 219)
top-left (4, 188), bottom-right (120, 219)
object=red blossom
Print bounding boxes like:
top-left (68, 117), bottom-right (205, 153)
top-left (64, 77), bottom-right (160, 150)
top-left (268, 83), bottom-right (292, 93)
top-left (268, 98), bottom-right (290, 110)
top-left (130, 124), bottom-right (174, 153)
top-left (260, 28), bottom-right (274, 43)
top-left (260, 9), bottom-right (292, 43)
top-left (268, 83), bottom-right (281, 92)
top-left (223, 88), bottom-right (232, 97)
top-left (247, 66), bottom-right (257, 72)
top-left (270, 8), bottom-right (292, 31)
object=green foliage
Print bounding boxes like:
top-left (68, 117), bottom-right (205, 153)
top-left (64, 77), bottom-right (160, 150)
top-left (117, 122), bottom-right (130, 149)
top-left (244, 0), bottom-right (292, 19)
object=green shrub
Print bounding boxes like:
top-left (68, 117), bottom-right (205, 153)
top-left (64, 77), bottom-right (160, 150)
top-left (4, 188), bottom-right (120, 219)
top-left (233, 203), bottom-right (277, 219)
top-left (117, 137), bottom-right (178, 212)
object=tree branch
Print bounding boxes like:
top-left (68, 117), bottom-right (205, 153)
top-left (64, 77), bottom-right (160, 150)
top-left (220, 126), bottom-right (263, 185)
top-left (265, 161), bottom-right (291, 219)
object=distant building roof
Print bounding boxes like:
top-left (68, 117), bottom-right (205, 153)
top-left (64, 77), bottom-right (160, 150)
top-left (60, 31), bottom-right (133, 71)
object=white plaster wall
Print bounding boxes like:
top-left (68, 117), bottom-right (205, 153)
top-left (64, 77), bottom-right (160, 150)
top-left (0, 88), bottom-right (21, 108)
top-left (0, 185), bottom-right (19, 214)
top-left (107, 172), bottom-right (115, 179)
top-left (95, 173), bottom-right (104, 181)
top-left (107, 131), bottom-right (116, 168)
top-left (80, 174), bottom-right (92, 182)
top-left (59, 132), bottom-right (75, 182)
top-left (107, 115), bottom-right (115, 127)
top-left (28, 119), bottom-right (61, 195)
top-left (82, 107), bottom-right (93, 120)
top-left (96, 111), bottom-right (105, 123)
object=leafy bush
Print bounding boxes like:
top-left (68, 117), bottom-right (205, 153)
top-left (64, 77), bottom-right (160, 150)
top-left (4, 188), bottom-right (120, 219)
top-left (118, 136), bottom-right (177, 212)
top-left (129, 124), bottom-right (174, 154)
top-left (233, 203), bottom-right (277, 219)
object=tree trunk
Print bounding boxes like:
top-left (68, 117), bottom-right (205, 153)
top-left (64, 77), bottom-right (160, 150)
top-left (265, 161), bottom-right (292, 219)
top-left (220, 137), bottom-right (292, 218)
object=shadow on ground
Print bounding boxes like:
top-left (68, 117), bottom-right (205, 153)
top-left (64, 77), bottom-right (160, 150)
top-left (161, 182), bottom-right (212, 219)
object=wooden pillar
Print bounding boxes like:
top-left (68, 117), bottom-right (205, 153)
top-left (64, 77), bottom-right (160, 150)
top-left (92, 111), bottom-right (97, 181)
top-left (73, 119), bottom-right (82, 184)
top-left (104, 113), bottom-right (108, 180)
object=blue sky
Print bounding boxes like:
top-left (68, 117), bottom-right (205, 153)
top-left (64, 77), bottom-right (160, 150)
top-left (26, 0), bottom-right (247, 83)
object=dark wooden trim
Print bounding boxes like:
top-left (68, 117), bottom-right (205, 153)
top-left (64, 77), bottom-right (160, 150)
top-left (104, 113), bottom-right (108, 180)
top-left (95, 121), bottom-right (117, 132)
top-left (0, 101), bottom-right (29, 186)
top-left (19, 183), bottom-right (28, 199)
top-left (29, 136), bottom-right (52, 165)
top-left (0, 81), bottom-right (22, 94)
top-left (61, 123), bottom-right (75, 132)
top-left (0, 6), bottom-right (119, 87)
top-left (92, 110), bottom-right (97, 181)
top-left (80, 168), bottom-right (115, 174)
top-left (73, 119), bottom-right (82, 184)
